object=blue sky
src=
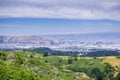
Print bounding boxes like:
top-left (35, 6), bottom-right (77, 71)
top-left (0, 0), bottom-right (120, 35)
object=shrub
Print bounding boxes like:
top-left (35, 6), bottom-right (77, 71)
top-left (0, 51), bottom-right (7, 61)
top-left (43, 52), bottom-right (48, 57)
top-left (68, 59), bottom-right (72, 64)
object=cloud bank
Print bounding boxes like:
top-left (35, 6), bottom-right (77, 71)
top-left (0, 0), bottom-right (120, 20)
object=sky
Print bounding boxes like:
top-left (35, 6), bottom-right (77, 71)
top-left (0, 0), bottom-right (120, 35)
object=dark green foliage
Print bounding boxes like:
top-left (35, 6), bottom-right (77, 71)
top-left (32, 47), bottom-right (79, 56)
top-left (0, 51), bottom-right (7, 61)
top-left (93, 56), bottom-right (97, 59)
top-left (68, 59), bottom-right (72, 64)
top-left (104, 63), bottom-right (115, 80)
top-left (27, 59), bottom-right (43, 66)
top-left (116, 56), bottom-right (120, 59)
top-left (67, 65), bottom-right (84, 72)
top-left (104, 63), bottom-right (115, 74)
top-left (86, 50), bottom-right (120, 57)
top-left (45, 60), bottom-right (48, 63)
top-left (0, 60), bottom-right (6, 65)
top-left (30, 54), bottom-right (33, 58)
top-left (43, 52), bottom-right (49, 57)
top-left (15, 53), bottom-right (26, 65)
top-left (67, 58), bottom-right (116, 80)
top-left (59, 59), bottom-right (62, 63)
top-left (90, 68), bottom-right (104, 80)
top-left (28, 48), bottom-right (120, 57)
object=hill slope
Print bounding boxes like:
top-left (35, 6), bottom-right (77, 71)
top-left (0, 50), bottom-right (91, 80)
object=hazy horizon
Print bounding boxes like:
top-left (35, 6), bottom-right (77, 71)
top-left (0, 0), bottom-right (120, 35)
top-left (0, 18), bottom-right (120, 36)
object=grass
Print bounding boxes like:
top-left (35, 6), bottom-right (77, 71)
top-left (103, 56), bottom-right (120, 67)
top-left (58, 56), bottom-right (69, 60)
top-left (0, 50), bottom-right (94, 80)
top-left (103, 56), bottom-right (120, 77)
top-left (70, 58), bottom-right (106, 72)
top-left (1, 50), bottom-right (120, 80)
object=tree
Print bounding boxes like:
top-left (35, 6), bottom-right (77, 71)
top-left (93, 56), bottom-right (97, 59)
top-left (104, 63), bottom-right (115, 80)
top-left (68, 59), bottom-right (72, 64)
top-left (90, 68), bottom-right (104, 80)
top-left (0, 51), bottom-right (7, 61)
top-left (59, 60), bottom-right (62, 63)
top-left (30, 55), bottom-right (33, 58)
top-left (45, 60), bottom-right (48, 63)
top-left (43, 52), bottom-right (48, 57)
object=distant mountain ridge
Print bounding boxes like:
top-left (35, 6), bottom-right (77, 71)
top-left (0, 32), bottom-right (120, 43)
top-left (0, 36), bottom-right (58, 43)
top-left (45, 32), bottom-right (120, 43)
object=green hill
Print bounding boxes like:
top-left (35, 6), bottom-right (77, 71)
top-left (0, 50), bottom-right (120, 80)
top-left (0, 50), bottom-right (91, 80)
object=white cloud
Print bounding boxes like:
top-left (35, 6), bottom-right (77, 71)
top-left (0, 0), bottom-right (120, 20)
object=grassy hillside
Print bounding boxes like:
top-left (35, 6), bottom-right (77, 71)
top-left (0, 50), bottom-right (120, 80)
top-left (0, 50), bottom-right (92, 80)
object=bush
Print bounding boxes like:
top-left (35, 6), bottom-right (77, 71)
top-left (43, 52), bottom-right (48, 57)
top-left (68, 59), bottom-right (72, 64)
top-left (0, 51), bottom-right (7, 61)
top-left (0, 64), bottom-right (41, 80)
top-left (104, 63), bottom-right (115, 80)
top-left (15, 54), bottom-right (26, 65)
top-left (90, 68), bottom-right (104, 80)
top-left (116, 56), bottom-right (120, 59)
